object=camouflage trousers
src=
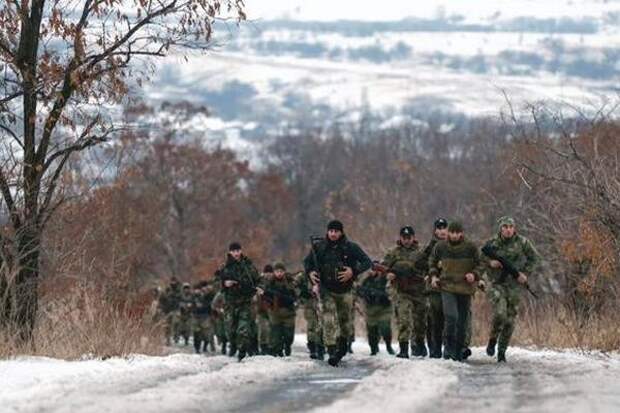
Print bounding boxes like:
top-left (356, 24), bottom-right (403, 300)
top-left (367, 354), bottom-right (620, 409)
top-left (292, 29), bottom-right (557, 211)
top-left (488, 284), bottom-right (521, 352)
top-left (165, 311), bottom-right (180, 342)
top-left (224, 301), bottom-right (256, 352)
top-left (193, 317), bottom-right (215, 352)
top-left (320, 290), bottom-right (354, 347)
top-left (214, 314), bottom-right (227, 343)
top-left (178, 314), bottom-right (192, 342)
top-left (366, 304), bottom-right (392, 345)
top-left (269, 308), bottom-right (296, 355)
top-left (303, 301), bottom-right (322, 344)
top-left (397, 291), bottom-right (427, 344)
top-left (257, 313), bottom-right (271, 349)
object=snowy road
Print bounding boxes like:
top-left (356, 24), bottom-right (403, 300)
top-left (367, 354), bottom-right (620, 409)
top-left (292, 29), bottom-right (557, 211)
top-left (1, 339), bottom-right (619, 413)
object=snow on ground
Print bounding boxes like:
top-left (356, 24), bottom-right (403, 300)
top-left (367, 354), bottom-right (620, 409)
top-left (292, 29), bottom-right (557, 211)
top-left (1, 336), bottom-right (619, 413)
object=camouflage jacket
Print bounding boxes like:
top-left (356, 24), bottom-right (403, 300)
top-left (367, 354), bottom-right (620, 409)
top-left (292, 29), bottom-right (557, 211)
top-left (303, 235), bottom-right (372, 294)
top-left (382, 241), bottom-right (426, 295)
top-left (261, 274), bottom-right (297, 314)
top-left (158, 284), bottom-right (182, 313)
top-left (220, 254), bottom-right (260, 304)
top-left (482, 233), bottom-right (541, 288)
top-left (356, 273), bottom-right (391, 307)
top-left (429, 237), bottom-right (482, 296)
top-left (293, 271), bottom-right (315, 305)
top-left (192, 290), bottom-right (215, 319)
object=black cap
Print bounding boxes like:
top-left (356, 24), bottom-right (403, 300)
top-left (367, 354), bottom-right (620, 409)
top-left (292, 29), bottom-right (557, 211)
top-left (263, 264), bottom-right (274, 273)
top-left (400, 226), bottom-right (415, 237)
top-left (434, 218), bottom-right (448, 229)
top-left (327, 220), bottom-right (344, 232)
top-left (229, 242), bottom-right (242, 251)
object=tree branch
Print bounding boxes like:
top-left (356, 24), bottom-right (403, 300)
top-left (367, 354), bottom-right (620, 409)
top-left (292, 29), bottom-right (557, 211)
top-left (0, 167), bottom-right (21, 229)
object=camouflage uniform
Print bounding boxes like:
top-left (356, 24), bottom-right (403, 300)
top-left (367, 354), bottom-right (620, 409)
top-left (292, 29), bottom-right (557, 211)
top-left (178, 286), bottom-right (194, 345)
top-left (356, 272), bottom-right (393, 355)
top-left (419, 235), bottom-right (444, 358)
top-left (262, 271), bottom-right (297, 356)
top-left (210, 290), bottom-right (228, 354)
top-left (383, 241), bottom-right (428, 357)
top-left (220, 254), bottom-right (261, 359)
top-left (159, 281), bottom-right (182, 344)
top-left (429, 232), bottom-right (482, 361)
top-left (482, 217), bottom-right (541, 359)
top-left (294, 271), bottom-right (324, 359)
top-left (192, 285), bottom-right (216, 353)
top-left (303, 234), bottom-right (372, 366)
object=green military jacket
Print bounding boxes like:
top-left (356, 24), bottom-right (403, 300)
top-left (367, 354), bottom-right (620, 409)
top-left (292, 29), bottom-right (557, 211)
top-left (159, 284), bottom-right (182, 313)
top-left (429, 237), bottom-right (482, 296)
top-left (382, 241), bottom-right (426, 295)
top-left (261, 274), bottom-right (297, 318)
top-left (220, 254), bottom-right (260, 305)
top-left (482, 233), bottom-right (541, 289)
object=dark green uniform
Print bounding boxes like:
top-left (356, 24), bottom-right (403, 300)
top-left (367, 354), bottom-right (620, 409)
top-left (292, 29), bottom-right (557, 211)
top-left (210, 290), bottom-right (228, 354)
top-left (192, 286), bottom-right (216, 353)
top-left (262, 273), bottom-right (297, 356)
top-left (294, 271), bottom-right (324, 359)
top-left (357, 272), bottom-right (393, 355)
top-left (429, 235), bottom-right (482, 361)
top-left (482, 219), bottom-right (540, 359)
top-left (159, 281), bottom-right (182, 344)
top-left (178, 286), bottom-right (194, 345)
top-left (419, 236), bottom-right (444, 358)
top-left (220, 254), bottom-right (261, 359)
top-left (383, 241), bottom-right (428, 357)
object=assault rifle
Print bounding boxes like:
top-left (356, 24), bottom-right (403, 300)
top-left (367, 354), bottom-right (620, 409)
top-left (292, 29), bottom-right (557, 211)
top-left (481, 243), bottom-right (538, 298)
top-left (308, 235), bottom-right (324, 312)
top-left (371, 261), bottom-right (425, 283)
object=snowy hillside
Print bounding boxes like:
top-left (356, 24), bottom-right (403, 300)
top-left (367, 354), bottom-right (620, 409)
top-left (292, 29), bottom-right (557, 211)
top-left (140, 0), bottom-right (620, 140)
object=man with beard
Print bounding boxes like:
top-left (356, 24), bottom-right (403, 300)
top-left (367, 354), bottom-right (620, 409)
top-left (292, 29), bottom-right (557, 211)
top-left (482, 216), bottom-right (540, 362)
top-left (304, 220), bottom-right (372, 367)
top-left (382, 226), bottom-right (428, 358)
top-left (429, 221), bottom-right (482, 361)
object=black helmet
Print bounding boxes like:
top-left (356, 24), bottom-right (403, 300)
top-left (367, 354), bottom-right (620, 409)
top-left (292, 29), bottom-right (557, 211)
top-left (400, 226), bottom-right (415, 237)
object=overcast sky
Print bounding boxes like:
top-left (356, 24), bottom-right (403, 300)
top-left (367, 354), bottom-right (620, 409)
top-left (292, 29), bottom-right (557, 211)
top-left (244, 0), bottom-right (610, 21)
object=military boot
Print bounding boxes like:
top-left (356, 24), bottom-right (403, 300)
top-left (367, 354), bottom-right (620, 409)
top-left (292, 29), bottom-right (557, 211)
top-left (228, 342), bottom-right (237, 357)
top-left (462, 348), bottom-right (472, 360)
top-left (486, 338), bottom-right (497, 357)
top-left (308, 342), bottom-right (319, 360)
top-left (328, 337), bottom-right (347, 367)
top-left (497, 350), bottom-right (507, 363)
top-left (237, 349), bottom-right (246, 362)
top-left (397, 341), bottom-right (409, 358)
top-left (285, 345), bottom-right (292, 357)
top-left (411, 340), bottom-right (428, 357)
top-left (220, 340), bottom-right (227, 355)
top-left (369, 338), bottom-right (379, 356)
top-left (327, 345), bottom-right (339, 366)
top-left (385, 341), bottom-right (395, 355)
top-left (317, 344), bottom-right (325, 360)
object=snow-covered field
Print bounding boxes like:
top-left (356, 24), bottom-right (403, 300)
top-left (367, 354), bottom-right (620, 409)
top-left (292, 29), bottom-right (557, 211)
top-left (2, 336), bottom-right (619, 413)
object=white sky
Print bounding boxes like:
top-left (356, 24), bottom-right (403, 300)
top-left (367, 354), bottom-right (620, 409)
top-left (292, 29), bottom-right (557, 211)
top-left (244, 0), bottom-right (617, 21)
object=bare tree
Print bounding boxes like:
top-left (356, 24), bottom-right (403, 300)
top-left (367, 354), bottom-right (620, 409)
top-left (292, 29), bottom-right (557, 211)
top-left (0, 0), bottom-right (246, 341)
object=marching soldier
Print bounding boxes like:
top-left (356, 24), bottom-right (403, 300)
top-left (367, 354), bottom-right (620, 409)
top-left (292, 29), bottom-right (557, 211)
top-left (382, 226), bottom-right (428, 358)
top-left (356, 271), bottom-right (395, 355)
top-left (256, 265), bottom-right (274, 355)
top-left (304, 220), bottom-right (372, 367)
top-left (482, 216), bottom-right (541, 362)
top-left (158, 277), bottom-right (182, 345)
top-left (294, 270), bottom-right (324, 360)
top-left (220, 242), bottom-right (261, 361)
top-left (429, 221), bottom-right (482, 361)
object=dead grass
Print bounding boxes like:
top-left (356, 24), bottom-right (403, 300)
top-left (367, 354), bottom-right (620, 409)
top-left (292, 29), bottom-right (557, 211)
top-left (0, 286), bottom-right (166, 359)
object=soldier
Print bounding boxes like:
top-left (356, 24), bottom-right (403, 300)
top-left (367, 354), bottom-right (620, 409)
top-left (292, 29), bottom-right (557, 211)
top-left (178, 283), bottom-right (194, 346)
top-left (482, 216), bottom-right (541, 362)
top-left (429, 221), bottom-right (482, 362)
top-left (210, 286), bottom-right (228, 355)
top-left (192, 281), bottom-right (216, 354)
top-left (159, 277), bottom-right (182, 344)
top-left (304, 220), bottom-right (372, 367)
top-left (422, 218), bottom-right (448, 358)
top-left (258, 262), bottom-right (297, 357)
top-left (256, 265), bottom-right (274, 355)
top-left (356, 270), bottom-right (394, 355)
top-left (382, 226), bottom-right (428, 358)
top-left (219, 242), bottom-right (261, 361)
top-left (294, 270), bottom-right (324, 360)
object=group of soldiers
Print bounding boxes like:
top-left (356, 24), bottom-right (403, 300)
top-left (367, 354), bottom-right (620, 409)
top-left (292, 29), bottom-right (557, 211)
top-left (157, 215), bottom-right (540, 366)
